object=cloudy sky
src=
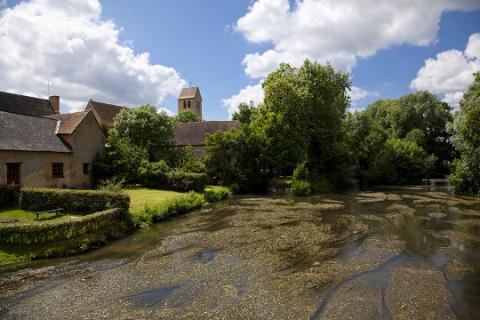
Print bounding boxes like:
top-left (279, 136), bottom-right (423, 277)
top-left (0, 0), bottom-right (479, 118)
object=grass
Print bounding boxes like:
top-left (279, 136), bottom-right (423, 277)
top-left (125, 188), bottom-right (184, 216)
top-left (0, 208), bottom-right (81, 224)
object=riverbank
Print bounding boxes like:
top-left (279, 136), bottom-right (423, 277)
top-left (2, 186), bottom-right (480, 319)
top-left (0, 186), bottom-right (232, 267)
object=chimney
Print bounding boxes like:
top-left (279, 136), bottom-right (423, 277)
top-left (49, 96), bottom-right (60, 113)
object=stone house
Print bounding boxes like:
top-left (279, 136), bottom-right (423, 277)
top-left (84, 99), bottom-right (125, 130)
top-left (0, 92), bottom-right (105, 188)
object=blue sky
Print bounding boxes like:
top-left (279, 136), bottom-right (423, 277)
top-left (1, 1), bottom-right (479, 119)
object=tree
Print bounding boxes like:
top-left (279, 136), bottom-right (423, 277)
top-left (366, 138), bottom-right (435, 185)
top-left (110, 105), bottom-right (173, 160)
top-left (206, 60), bottom-right (353, 191)
top-left (232, 102), bottom-right (258, 125)
top-left (449, 73), bottom-right (480, 195)
top-left (175, 110), bottom-right (201, 123)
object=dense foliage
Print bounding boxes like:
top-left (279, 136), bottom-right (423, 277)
top-left (346, 91), bottom-right (451, 185)
top-left (175, 110), bottom-right (201, 123)
top-left (449, 73), bottom-right (480, 195)
top-left (207, 61), bottom-right (353, 192)
top-left (93, 106), bottom-right (207, 191)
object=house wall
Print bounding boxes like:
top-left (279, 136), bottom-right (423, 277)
top-left (0, 113), bottom-right (104, 189)
top-left (67, 112), bottom-right (105, 187)
top-left (0, 150), bottom-right (72, 188)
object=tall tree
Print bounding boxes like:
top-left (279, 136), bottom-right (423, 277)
top-left (110, 105), bottom-right (174, 160)
top-left (449, 73), bottom-right (480, 195)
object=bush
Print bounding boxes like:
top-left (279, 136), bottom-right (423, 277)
top-left (20, 188), bottom-right (130, 214)
top-left (137, 160), bottom-right (170, 187)
top-left (166, 170), bottom-right (208, 192)
top-left (96, 178), bottom-right (126, 192)
top-left (0, 185), bottom-right (18, 209)
top-left (291, 179), bottom-right (311, 196)
top-left (138, 192), bottom-right (205, 224)
top-left (0, 208), bottom-right (124, 245)
top-left (204, 186), bottom-right (232, 202)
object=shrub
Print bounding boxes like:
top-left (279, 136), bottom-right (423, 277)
top-left (166, 170), bottom-right (208, 192)
top-left (138, 192), bottom-right (205, 224)
top-left (204, 186), bottom-right (232, 202)
top-left (137, 160), bottom-right (170, 187)
top-left (96, 178), bottom-right (126, 192)
top-left (20, 188), bottom-right (130, 214)
top-left (0, 185), bottom-right (18, 209)
top-left (291, 179), bottom-right (311, 196)
top-left (0, 208), bottom-right (125, 245)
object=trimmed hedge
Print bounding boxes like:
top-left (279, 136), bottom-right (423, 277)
top-left (204, 186), bottom-right (232, 202)
top-left (0, 185), bottom-right (18, 209)
top-left (0, 208), bottom-right (123, 245)
top-left (20, 188), bottom-right (130, 214)
top-left (137, 192), bottom-right (205, 225)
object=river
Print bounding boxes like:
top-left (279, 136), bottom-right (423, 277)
top-left (1, 186), bottom-right (480, 319)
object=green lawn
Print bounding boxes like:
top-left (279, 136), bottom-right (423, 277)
top-left (126, 188), bottom-right (183, 215)
top-left (0, 208), bottom-right (81, 224)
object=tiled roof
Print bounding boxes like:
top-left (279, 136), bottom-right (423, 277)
top-left (179, 87), bottom-right (201, 100)
top-left (0, 91), bottom-right (56, 117)
top-left (0, 111), bottom-right (71, 153)
top-left (47, 112), bottom-right (89, 134)
top-left (174, 121), bottom-right (240, 146)
top-left (85, 100), bottom-right (124, 127)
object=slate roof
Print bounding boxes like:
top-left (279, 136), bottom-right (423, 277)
top-left (85, 100), bottom-right (124, 128)
top-left (0, 111), bottom-right (71, 153)
top-left (174, 121), bottom-right (240, 146)
top-left (179, 87), bottom-right (201, 100)
top-left (47, 112), bottom-right (89, 134)
top-left (0, 91), bottom-right (56, 117)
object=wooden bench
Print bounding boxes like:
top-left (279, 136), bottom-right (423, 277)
top-left (31, 202), bottom-right (64, 220)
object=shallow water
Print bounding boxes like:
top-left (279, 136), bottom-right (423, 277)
top-left (1, 186), bottom-right (480, 319)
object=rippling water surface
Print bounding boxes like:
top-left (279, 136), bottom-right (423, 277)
top-left (1, 186), bottom-right (480, 319)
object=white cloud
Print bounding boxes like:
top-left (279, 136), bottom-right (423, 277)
top-left (222, 82), bottom-right (264, 116)
top-left (0, 0), bottom-right (186, 112)
top-left (236, 0), bottom-right (480, 78)
top-left (410, 33), bottom-right (480, 106)
top-left (348, 86), bottom-right (379, 107)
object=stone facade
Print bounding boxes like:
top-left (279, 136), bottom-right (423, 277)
top-left (0, 92), bottom-right (105, 188)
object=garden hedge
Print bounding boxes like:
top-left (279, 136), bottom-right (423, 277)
top-left (203, 186), bottom-right (232, 202)
top-left (0, 208), bottom-right (123, 245)
top-left (0, 185), bottom-right (18, 209)
top-left (20, 188), bottom-right (130, 213)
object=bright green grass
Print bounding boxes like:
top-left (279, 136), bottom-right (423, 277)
top-left (126, 188), bottom-right (183, 216)
top-left (0, 208), bottom-right (81, 224)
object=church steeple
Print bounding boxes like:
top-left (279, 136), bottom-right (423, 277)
top-left (178, 87), bottom-right (202, 120)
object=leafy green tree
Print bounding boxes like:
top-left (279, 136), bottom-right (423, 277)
top-left (93, 138), bottom-right (148, 184)
top-left (232, 102), bottom-right (258, 125)
top-left (110, 105), bottom-right (173, 160)
top-left (449, 73), bottom-right (480, 195)
top-left (366, 138), bottom-right (435, 185)
top-left (175, 110), bottom-right (201, 123)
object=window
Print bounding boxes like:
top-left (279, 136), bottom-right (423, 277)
top-left (187, 100), bottom-right (191, 108)
top-left (83, 163), bottom-right (89, 175)
top-left (52, 163), bottom-right (64, 178)
top-left (183, 100), bottom-right (187, 109)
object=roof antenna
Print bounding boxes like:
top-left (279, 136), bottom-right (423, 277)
top-left (47, 80), bottom-right (53, 96)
